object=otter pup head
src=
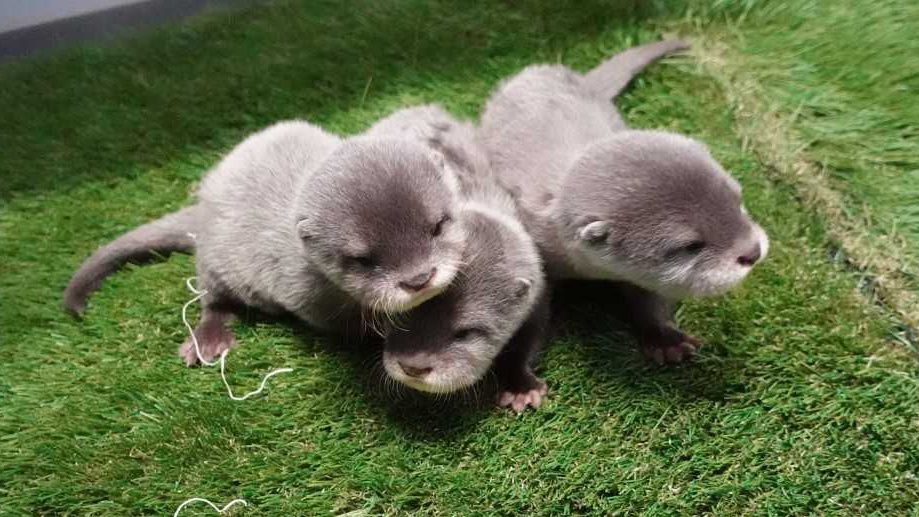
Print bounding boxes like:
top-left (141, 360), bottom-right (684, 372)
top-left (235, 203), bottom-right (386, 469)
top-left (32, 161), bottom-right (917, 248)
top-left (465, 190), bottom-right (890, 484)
top-left (294, 138), bottom-right (465, 313)
top-left (382, 206), bottom-right (543, 394)
top-left (558, 130), bottom-right (769, 300)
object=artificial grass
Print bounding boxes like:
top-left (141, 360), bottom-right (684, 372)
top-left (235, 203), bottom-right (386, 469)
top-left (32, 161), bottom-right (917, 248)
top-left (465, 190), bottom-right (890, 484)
top-left (679, 0), bottom-right (919, 329)
top-left (710, 0), bottom-right (919, 247)
top-left (2, 0), bottom-right (918, 515)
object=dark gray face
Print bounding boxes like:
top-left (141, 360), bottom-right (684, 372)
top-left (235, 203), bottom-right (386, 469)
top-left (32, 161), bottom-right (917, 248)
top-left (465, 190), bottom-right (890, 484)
top-left (561, 131), bottom-right (769, 299)
top-left (382, 210), bottom-right (542, 394)
top-left (295, 138), bottom-right (465, 313)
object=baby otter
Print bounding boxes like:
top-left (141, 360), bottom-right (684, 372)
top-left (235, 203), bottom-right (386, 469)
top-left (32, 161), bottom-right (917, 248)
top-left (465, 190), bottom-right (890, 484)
top-left (384, 206), bottom-right (547, 408)
top-left (480, 40), bottom-right (769, 363)
top-left (64, 120), bottom-right (465, 364)
top-left (366, 105), bottom-right (549, 411)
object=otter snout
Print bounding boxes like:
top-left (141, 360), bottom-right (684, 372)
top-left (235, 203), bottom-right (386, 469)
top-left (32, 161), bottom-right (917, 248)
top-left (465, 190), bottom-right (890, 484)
top-left (737, 243), bottom-right (762, 267)
top-left (384, 351), bottom-right (444, 393)
top-left (671, 221), bottom-right (769, 298)
top-left (383, 348), bottom-right (484, 394)
top-left (400, 268), bottom-right (436, 292)
top-left (398, 360), bottom-right (433, 378)
top-left (741, 222), bottom-right (770, 267)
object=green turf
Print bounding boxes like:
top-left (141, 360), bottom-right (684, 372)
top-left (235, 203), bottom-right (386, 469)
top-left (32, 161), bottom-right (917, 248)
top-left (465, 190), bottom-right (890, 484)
top-left (679, 0), bottom-right (919, 328)
top-left (2, 1), bottom-right (919, 515)
top-left (706, 0), bottom-right (919, 246)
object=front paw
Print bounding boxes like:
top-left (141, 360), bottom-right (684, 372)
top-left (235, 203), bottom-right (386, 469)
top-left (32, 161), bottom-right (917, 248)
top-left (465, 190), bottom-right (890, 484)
top-left (641, 329), bottom-right (701, 365)
top-left (498, 373), bottom-right (548, 413)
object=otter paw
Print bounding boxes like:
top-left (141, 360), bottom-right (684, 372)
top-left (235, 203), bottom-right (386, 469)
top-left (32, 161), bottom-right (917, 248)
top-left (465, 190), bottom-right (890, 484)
top-left (498, 379), bottom-right (548, 413)
top-left (178, 330), bottom-right (237, 367)
top-left (642, 332), bottom-right (701, 365)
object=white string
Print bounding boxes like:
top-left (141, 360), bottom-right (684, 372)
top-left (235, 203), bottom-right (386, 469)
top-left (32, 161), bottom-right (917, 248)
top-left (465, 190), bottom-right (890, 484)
top-left (173, 497), bottom-right (247, 516)
top-left (181, 277), bottom-right (293, 400)
top-left (181, 277), bottom-right (216, 367)
top-left (219, 349), bottom-right (293, 401)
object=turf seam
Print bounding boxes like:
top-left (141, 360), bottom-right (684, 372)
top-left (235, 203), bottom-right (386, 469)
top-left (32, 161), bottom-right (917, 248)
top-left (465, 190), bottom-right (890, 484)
top-left (687, 35), bottom-right (919, 338)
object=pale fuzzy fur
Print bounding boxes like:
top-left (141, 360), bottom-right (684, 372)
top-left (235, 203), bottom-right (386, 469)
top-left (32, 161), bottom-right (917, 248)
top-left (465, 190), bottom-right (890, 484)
top-left (366, 105), bottom-right (546, 394)
top-left (65, 119), bottom-right (466, 335)
top-left (480, 40), bottom-right (769, 300)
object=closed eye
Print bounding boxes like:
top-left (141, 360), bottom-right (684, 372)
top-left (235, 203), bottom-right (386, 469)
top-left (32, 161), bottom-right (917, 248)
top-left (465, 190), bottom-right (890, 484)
top-left (684, 240), bottom-right (705, 254)
top-left (432, 214), bottom-right (451, 237)
top-left (453, 327), bottom-right (487, 341)
top-left (345, 254), bottom-right (375, 268)
top-left (665, 240), bottom-right (706, 259)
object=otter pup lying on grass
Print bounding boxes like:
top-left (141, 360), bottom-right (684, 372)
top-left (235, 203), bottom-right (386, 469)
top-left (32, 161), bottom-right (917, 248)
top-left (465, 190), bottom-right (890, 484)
top-left (65, 120), bottom-right (466, 365)
top-left (65, 111), bottom-right (547, 411)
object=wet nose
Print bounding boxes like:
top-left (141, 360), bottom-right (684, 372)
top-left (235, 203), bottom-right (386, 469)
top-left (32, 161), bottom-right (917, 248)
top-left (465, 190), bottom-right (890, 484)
top-left (737, 244), bottom-right (762, 266)
top-left (398, 361), bottom-right (433, 378)
top-left (399, 268), bottom-right (436, 292)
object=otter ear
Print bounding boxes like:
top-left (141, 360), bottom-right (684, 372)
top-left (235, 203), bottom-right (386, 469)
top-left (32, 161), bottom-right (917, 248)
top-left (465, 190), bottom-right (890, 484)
top-left (513, 278), bottom-right (532, 299)
top-left (577, 221), bottom-right (612, 244)
top-left (296, 219), bottom-right (313, 240)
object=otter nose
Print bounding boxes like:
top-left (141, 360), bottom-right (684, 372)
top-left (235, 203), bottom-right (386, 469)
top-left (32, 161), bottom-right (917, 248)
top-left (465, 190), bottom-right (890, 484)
top-left (398, 361), bottom-right (433, 378)
top-left (737, 244), bottom-right (762, 266)
top-left (399, 268), bottom-right (436, 292)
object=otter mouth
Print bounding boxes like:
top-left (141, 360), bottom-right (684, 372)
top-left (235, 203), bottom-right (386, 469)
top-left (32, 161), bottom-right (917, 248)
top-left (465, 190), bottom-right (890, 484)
top-left (687, 282), bottom-right (740, 298)
top-left (378, 284), bottom-right (446, 314)
top-left (682, 264), bottom-right (755, 298)
top-left (388, 373), bottom-right (476, 395)
top-left (395, 376), bottom-right (458, 394)
top-left (383, 262), bottom-right (459, 312)
top-left (381, 353), bottom-right (478, 394)
top-left (396, 283), bottom-right (448, 311)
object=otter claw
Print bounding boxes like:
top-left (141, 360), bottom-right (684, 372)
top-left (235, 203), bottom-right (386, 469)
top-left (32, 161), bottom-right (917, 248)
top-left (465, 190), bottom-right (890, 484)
top-left (498, 380), bottom-right (548, 413)
top-left (642, 333), bottom-right (701, 365)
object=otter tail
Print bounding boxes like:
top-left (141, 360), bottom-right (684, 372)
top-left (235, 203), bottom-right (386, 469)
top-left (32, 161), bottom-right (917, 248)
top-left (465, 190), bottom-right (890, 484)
top-left (63, 204), bottom-right (205, 316)
top-left (582, 39), bottom-right (689, 101)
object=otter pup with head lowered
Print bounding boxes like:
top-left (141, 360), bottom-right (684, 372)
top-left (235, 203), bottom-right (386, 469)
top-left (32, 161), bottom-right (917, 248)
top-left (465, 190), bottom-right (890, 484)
top-left (64, 120), bottom-right (465, 364)
top-left (481, 40), bottom-right (769, 364)
top-left (365, 105), bottom-right (548, 411)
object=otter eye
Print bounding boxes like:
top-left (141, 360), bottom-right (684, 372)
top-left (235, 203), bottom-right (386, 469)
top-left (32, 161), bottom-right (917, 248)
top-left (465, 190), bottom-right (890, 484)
top-left (345, 255), bottom-right (375, 268)
top-left (432, 214), bottom-right (451, 237)
top-left (453, 327), bottom-right (486, 341)
top-left (665, 240), bottom-right (706, 259)
top-left (683, 240), bottom-right (706, 254)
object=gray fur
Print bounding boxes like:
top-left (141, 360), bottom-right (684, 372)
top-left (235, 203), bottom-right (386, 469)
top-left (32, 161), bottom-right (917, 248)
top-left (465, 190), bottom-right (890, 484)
top-left (366, 106), bottom-right (546, 399)
top-left (480, 40), bottom-right (768, 363)
top-left (480, 40), bottom-right (768, 300)
top-left (197, 121), bottom-right (465, 324)
top-left (65, 119), bottom-right (466, 364)
top-left (583, 39), bottom-right (690, 99)
top-left (384, 208), bottom-right (544, 395)
top-left (365, 104), bottom-right (491, 196)
top-left (63, 204), bottom-right (204, 316)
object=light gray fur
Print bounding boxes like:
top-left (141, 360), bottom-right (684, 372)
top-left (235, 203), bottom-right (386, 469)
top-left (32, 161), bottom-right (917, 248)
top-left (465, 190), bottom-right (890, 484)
top-left (366, 105), bottom-right (547, 397)
top-left (64, 204), bottom-right (204, 316)
top-left (65, 120), bottom-right (466, 361)
top-left (196, 121), bottom-right (465, 328)
top-left (480, 40), bottom-right (768, 301)
top-left (366, 104), bottom-right (489, 195)
top-left (583, 39), bottom-right (691, 100)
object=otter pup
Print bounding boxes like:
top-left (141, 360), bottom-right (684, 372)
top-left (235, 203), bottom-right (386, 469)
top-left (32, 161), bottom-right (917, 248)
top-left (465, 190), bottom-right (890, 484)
top-left (385, 205), bottom-right (547, 410)
top-left (64, 120), bottom-right (465, 364)
top-left (480, 40), bottom-right (769, 363)
top-left (366, 105), bottom-right (549, 411)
